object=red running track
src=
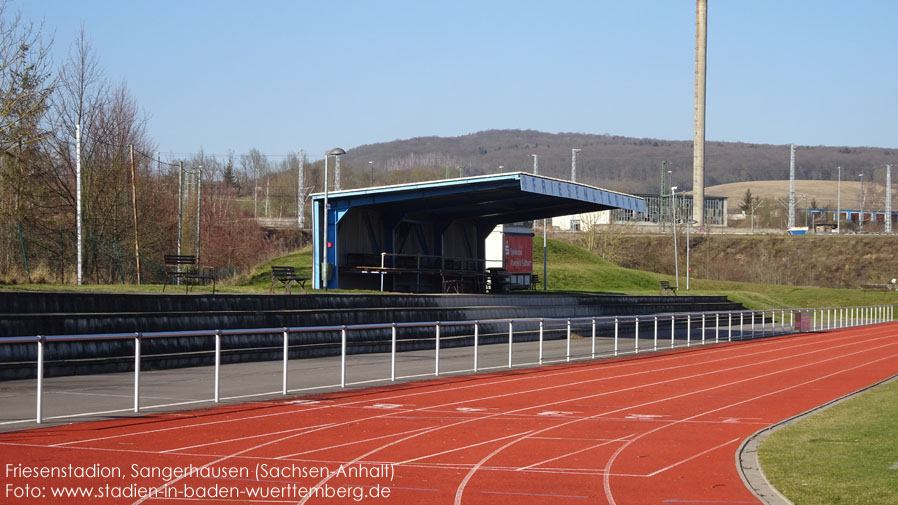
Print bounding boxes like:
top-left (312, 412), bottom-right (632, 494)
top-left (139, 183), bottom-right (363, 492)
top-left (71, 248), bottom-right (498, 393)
top-left (2, 323), bottom-right (898, 505)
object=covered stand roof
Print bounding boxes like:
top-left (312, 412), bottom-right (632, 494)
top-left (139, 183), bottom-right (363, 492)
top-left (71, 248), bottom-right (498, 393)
top-left (311, 172), bottom-right (645, 291)
top-left (312, 172), bottom-right (646, 227)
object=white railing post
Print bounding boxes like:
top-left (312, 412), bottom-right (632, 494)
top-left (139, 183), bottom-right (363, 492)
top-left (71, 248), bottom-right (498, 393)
top-left (634, 316), bottom-right (640, 355)
top-left (653, 315), bottom-right (658, 351)
top-left (539, 319), bottom-right (544, 365)
top-left (214, 330), bottom-right (221, 402)
top-left (687, 314), bottom-right (692, 347)
top-left (614, 316), bottom-right (619, 356)
top-left (508, 321), bottom-right (514, 368)
top-left (340, 327), bottom-right (347, 388)
top-left (391, 323), bottom-right (397, 381)
top-left (134, 333), bottom-right (141, 412)
top-left (282, 329), bottom-right (289, 395)
top-left (781, 309), bottom-right (785, 331)
top-left (751, 312), bottom-right (755, 338)
top-left (740, 312), bottom-right (744, 339)
top-left (566, 319), bottom-right (572, 362)
top-left (670, 314), bottom-right (675, 349)
top-left (591, 318), bottom-right (597, 358)
top-left (701, 313), bottom-right (706, 345)
top-left (435, 322), bottom-right (441, 377)
top-left (474, 321), bottom-right (479, 372)
top-left (36, 337), bottom-right (44, 424)
top-left (715, 313), bottom-right (719, 343)
top-left (728, 312), bottom-right (732, 342)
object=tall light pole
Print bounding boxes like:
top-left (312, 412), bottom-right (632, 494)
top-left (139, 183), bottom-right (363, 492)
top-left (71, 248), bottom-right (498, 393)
top-left (671, 186), bottom-right (679, 290)
top-left (368, 160), bottom-right (374, 186)
top-left (321, 148), bottom-right (346, 291)
top-left (571, 148), bottom-right (581, 182)
top-left (886, 164), bottom-right (892, 234)
top-left (788, 144), bottom-right (796, 229)
top-left (195, 165), bottom-right (203, 264)
top-left (693, 0), bottom-right (708, 227)
top-left (532, 154), bottom-right (546, 291)
top-left (858, 173), bottom-right (864, 233)
top-left (297, 149), bottom-right (305, 228)
top-left (686, 219), bottom-right (696, 290)
top-left (836, 166), bottom-right (841, 234)
top-left (76, 124), bottom-right (82, 285)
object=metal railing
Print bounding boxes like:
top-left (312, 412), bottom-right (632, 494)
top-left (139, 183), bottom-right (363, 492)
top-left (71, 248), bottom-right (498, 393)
top-left (1, 304), bottom-right (892, 425)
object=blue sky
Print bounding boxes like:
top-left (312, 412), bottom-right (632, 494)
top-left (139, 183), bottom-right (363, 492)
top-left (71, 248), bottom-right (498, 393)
top-left (14, 1), bottom-right (898, 160)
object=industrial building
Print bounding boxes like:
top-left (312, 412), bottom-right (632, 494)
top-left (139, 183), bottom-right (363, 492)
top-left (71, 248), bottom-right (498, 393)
top-left (553, 193), bottom-right (729, 231)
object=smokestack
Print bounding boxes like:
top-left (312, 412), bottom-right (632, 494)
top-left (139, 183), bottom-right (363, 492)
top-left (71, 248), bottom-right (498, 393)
top-left (692, 0), bottom-right (707, 226)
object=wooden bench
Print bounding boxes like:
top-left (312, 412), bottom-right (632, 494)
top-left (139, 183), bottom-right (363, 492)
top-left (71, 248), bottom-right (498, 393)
top-left (270, 265), bottom-right (309, 294)
top-left (660, 280), bottom-right (678, 295)
top-left (162, 255), bottom-right (216, 294)
top-left (860, 283), bottom-right (891, 292)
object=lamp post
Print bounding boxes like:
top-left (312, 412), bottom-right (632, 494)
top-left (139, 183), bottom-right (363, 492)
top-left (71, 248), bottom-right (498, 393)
top-left (835, 166), bottom-right (841, 234)
top-left (859, 173), bottom-right (864, 233)
top-left (571, 148), bottom-right (581, 182)
top-left (686, 219), bottom-right (697, 291)
top-left (321, 147), bottom-right (346, 291)
top-left (368, 160), bottom-right (374, 186)
top-left (671, 186), bottom-right (679, 290)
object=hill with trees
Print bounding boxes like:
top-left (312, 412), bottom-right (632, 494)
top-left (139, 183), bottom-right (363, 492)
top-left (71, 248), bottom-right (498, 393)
top-left (336, 129), bottom-right (897, 194)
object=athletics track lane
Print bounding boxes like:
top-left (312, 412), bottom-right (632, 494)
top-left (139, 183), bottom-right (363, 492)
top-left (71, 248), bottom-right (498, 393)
top-left (1, 323), bottom-right (897, 505)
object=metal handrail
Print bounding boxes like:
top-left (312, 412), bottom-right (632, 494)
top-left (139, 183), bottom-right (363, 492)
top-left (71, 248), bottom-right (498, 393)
top-left (1, 305), bottom-right (892, 425)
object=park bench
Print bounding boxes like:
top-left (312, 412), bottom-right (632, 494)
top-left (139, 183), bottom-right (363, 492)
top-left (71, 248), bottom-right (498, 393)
top-left (270, 265), bottom-right (309, 294)
top-left (660, 280), bottom-right (678, 295)
top-left (530, 274), bottom-right (540, 289)
top-left (162, 255), bottom-right (216, 294)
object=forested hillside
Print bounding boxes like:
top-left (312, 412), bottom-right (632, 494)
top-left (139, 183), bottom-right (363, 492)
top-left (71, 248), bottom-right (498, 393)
top-left (337, 129), bottom-right (897, 194)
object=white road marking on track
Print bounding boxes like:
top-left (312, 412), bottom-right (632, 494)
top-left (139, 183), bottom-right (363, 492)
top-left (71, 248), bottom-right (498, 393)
top-left (602, 347), bottom-right (898, 505)
top-left (160, 422), bottom-right (337, 453)
top-left (397, 430), bottom-right (533, 465)
top-left (515, 433), bottom-right (634, 471)
top-left (644, 438), bottom-right (740, 477)
top-left (276, 426), bottom-right (433, 459)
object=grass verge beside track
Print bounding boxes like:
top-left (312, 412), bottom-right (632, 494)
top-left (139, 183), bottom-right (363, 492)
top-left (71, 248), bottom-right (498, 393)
top-left (758, 377), bottom-right (898, 505)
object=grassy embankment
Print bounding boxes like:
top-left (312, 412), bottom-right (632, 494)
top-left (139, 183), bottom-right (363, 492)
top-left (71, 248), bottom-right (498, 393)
top-left (2, 239), bottom-right (895, 311)
top-left (759, 378), bottom-right (898, 505)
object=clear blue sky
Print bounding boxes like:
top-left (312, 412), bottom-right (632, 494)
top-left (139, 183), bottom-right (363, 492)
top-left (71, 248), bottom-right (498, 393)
top-left (14, 0), bottom-right (898, 161)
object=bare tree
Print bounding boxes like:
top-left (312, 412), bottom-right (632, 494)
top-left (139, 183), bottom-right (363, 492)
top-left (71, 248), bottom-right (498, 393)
top-left (240, 148), bottom-right (268, 218)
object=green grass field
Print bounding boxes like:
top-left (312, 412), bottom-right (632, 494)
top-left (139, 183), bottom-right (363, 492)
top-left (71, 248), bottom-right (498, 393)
top-left (758, 378), bottom-right (898, 505)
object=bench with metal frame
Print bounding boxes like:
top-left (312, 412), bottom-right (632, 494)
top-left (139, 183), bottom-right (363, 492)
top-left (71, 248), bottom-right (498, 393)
top-left (660, 280), bottom-right (678, 295)
top-left (270, 265), bottom-right (309, 294)
top-left (162, 255), bottom-right (216, 294)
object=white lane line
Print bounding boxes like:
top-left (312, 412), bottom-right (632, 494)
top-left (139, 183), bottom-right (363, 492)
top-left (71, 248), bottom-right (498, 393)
top-left (300, 332), bottom-right (898, 505)
top-left (276, 426), bottom-right (433, 459)
top-left (644, 437), bottom-right (740, 477)
top-left (397, 431), bottom-right (533, 465)
top-left (602, 348), bottom-right (898, 505)
top-left (453, 432), bottom-right (537, 505)
top-left (161, 422), bottom-right (337, 453)
top-left (455, 339), bottom-right (898, 505)
top-left (515, 433), bottom-right (634, 471)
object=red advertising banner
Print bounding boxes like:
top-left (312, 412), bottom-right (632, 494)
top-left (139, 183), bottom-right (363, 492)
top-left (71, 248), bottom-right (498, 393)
top-left (503, 234), bottom-right (533, 273)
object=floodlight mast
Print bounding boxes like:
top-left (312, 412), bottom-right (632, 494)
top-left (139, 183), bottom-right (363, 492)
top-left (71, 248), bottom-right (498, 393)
top-left (321, 148), bottom-right (346, 291)
top-left (671, 186), bottom-right (679, 290)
